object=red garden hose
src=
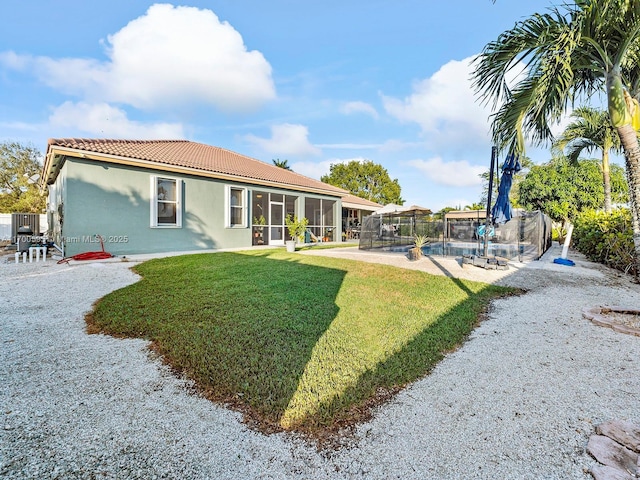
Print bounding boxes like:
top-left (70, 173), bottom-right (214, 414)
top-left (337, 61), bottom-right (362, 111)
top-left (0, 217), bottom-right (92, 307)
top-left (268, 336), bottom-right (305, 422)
top-left (57, 235), bottom-right (113, 264)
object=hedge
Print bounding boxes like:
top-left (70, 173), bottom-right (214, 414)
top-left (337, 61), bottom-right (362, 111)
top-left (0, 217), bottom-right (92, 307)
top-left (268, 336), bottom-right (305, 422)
top-left (573, 208), bottom-right (637, 276)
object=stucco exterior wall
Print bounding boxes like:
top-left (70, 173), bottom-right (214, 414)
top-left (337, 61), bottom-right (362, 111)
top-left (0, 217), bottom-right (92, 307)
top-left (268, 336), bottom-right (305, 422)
top-left (46, 162), bottom-right (67, 249)
top-left (53, 157), bottom-right (342, 257)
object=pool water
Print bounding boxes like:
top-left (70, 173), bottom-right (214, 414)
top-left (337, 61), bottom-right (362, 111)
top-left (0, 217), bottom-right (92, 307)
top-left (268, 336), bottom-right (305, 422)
top-left (421, 242), bottom-right (520, 260)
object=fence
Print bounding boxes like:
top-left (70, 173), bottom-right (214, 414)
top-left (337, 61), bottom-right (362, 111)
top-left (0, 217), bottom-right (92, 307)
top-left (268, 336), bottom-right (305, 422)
top-left (0, 213), bottom-right (48, 244)
top-left (358, 210), bottom-right (552, 262)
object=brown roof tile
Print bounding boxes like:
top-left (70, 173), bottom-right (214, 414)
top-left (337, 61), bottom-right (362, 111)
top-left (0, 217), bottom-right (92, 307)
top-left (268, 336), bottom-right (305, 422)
top-left (341, 193), bottom-right (382, 209)
top-left (46, 138), bottom-right (348, 195)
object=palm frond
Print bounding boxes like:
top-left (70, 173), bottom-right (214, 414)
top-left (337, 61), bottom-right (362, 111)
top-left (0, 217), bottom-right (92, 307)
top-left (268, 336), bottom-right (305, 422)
top-left (565, 138), bottom-right (598, 163)
top-left (472, 8), bottom-right (573, 111)
top-left (474, 0), bottom-right (640, 154)
top-left (552, 105), bottom-right (621, 163)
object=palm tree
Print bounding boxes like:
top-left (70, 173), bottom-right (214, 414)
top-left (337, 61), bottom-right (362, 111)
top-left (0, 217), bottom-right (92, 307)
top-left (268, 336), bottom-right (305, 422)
top-left (472, 0), bottom-right (640, 268)
top-left (272, 158), bottom-right (292, 170)
top-left (464, 203), bottom-right (485, 211)
top-left (553, 107), bottom-right (621, 213)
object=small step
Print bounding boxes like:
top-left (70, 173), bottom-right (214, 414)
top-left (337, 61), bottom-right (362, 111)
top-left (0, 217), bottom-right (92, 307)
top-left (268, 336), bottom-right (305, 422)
top-left (464, 255), bottom-right (509, 270)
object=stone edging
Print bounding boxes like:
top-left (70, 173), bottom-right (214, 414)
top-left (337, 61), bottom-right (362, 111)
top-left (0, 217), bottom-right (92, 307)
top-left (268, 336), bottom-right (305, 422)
top-left (582, 306), bottom-right (640, 337)
top-left (588, 420), bottom-right (640, 479)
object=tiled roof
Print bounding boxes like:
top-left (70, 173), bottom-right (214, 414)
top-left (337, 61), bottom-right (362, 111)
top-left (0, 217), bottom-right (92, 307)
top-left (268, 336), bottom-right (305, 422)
top-left (341, 193), bottom-right (382, 210)
top-left (45, 138), bottom-right (348, 196)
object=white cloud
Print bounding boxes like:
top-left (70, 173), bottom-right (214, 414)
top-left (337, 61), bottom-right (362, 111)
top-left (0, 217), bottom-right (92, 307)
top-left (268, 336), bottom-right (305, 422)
top-left (291, 157), bottom-right (355, 179)
top-left (5, 4), bottom-right (275, 113)
top-left (315, 142), bottom-right (382, 149)
top-left (0, 120), bottom-right (40, 131)
top-left (379, 139), bottom-right (425, 152)
top-left (341, 101), bottom-right (379, 119)
top-left (381, 55), bottom-right (574, 158)
top-left (382, 56), bottom-right (490, 140)
top-left (244, 123), bottom-right (321, 157)
top-left (549, 108), bottom-right (574, 139)
top-left (49, 102), bottom-right (185, 139)
top-left (406, 156), bottom-right (485, 187)
top-left (292, 159), bottom-right (337, 179)
top-left (0, 51), bottom-right (30, 70)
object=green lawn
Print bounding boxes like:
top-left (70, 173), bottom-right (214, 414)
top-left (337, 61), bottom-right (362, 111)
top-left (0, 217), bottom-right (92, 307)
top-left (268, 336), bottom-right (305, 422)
top-left (88, 249), bottom-right (514, 434)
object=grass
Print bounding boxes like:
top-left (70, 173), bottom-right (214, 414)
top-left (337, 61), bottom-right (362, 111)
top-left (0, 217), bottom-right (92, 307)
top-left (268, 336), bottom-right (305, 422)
top-left (295, 242), bottom-right (356, 251)
top-left (88, 249), bottom-right (515, 436)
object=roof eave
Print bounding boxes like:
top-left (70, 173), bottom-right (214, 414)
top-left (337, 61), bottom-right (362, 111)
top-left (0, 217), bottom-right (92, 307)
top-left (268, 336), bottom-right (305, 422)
top-left (342, 201), bottom-right (380, 210)
top-left (40, 143), bottom-right (65, 191)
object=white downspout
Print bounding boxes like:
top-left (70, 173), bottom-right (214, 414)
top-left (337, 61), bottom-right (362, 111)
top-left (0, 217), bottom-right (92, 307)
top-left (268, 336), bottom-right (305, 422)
top-left (561, 222), bottom-right (574, 260)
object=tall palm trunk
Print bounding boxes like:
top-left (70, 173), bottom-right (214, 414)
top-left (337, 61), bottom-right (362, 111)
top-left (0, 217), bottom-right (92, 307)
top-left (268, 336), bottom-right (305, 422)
top-left (615, 123), bottom-right (640, 272)
top-left (602, 149), bottom-right (612, 214)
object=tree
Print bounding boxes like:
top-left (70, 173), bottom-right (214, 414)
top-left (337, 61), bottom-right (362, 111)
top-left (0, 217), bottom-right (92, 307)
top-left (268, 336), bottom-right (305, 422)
top-left (518, 157), bottom-right (627, 230)
top-left (272, 158), bottom-right (292, 170)
top-left (464, 203), bottom-right (486, 211)
top-left (320, 160), bottom-right (404, 205)
top-left (0, 141), bottom-right (46, 213)
top-left (432, 206), bottom-right (457, 220)
top-left (472, 0), bottom-right (640, 268)
top-left (552, 107), bottom-right (621, 213)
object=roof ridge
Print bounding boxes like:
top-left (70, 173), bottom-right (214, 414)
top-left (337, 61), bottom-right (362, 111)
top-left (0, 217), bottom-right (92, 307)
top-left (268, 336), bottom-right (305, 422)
top-left (210, 144), bottom-right (348, 192)
top-left (45, 138), bottom-right (349, 195)
top-left (48, 138), bottom-right (189, 145)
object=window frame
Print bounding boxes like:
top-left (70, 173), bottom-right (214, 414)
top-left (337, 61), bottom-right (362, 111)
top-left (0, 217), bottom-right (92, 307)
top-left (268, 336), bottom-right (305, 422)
top-left (226, 185), bottom-right (247, 228)
top-left (150, 175), bottom-right (182, 228)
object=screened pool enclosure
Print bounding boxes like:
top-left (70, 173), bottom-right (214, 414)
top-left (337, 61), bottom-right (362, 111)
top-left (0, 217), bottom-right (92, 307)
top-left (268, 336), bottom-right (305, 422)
top-left (358, 209), bottom-right (552, 262)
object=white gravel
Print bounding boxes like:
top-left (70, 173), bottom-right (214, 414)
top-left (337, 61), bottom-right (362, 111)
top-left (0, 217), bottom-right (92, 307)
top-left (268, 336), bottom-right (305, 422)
top-left (1, 245), bottom-right (639, 479)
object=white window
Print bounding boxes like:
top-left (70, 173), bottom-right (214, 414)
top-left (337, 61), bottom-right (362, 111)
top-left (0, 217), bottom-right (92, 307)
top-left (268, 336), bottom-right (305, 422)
top-left (226, 186), bottom-right (247, 228)
top-left (150, 176), bottom-right (182, 227)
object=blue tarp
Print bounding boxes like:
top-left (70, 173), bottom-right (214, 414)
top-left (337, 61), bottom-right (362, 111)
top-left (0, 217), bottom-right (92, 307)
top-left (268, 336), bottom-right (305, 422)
top-left (491, 153), bottom-right (521, 225)
top-left (476, 224), bottom-right (495, 238)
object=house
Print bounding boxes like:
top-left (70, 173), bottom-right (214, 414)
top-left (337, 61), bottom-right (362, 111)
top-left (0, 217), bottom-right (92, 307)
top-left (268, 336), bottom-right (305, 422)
top-left (41, 138), bottom-right (355, 256)
top-left (340, 194), bottom-right (382, 240)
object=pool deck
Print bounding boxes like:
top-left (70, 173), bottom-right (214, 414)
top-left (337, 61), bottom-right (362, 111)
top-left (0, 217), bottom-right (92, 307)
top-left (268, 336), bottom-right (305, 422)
top-left (297, 243), bottom-right (603, 285)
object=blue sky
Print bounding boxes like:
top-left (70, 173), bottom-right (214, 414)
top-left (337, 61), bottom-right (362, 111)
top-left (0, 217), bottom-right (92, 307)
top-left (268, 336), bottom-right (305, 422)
top-left (1, 0), bottom-right (560, 211)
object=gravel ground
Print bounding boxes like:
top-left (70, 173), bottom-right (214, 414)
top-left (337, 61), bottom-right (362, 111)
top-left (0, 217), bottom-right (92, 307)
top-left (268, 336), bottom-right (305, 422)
top-left (1, 245), bottom-right (639, 479)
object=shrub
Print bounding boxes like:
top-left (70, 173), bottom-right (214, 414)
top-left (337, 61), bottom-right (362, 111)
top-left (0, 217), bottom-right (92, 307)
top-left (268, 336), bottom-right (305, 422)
top-left (285, 215), bottom-right (309, 242)
top-left (573, 208), bottom-right (637, 276)
top-left (413, 234), bottom-right (429, 248)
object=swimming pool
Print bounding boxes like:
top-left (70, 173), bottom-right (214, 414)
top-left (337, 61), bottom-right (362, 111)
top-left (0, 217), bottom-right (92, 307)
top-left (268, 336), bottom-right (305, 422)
top-left (418, 242), bottom-right (530, 260)
top-left (386, 241), bottom-right (538, 261)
